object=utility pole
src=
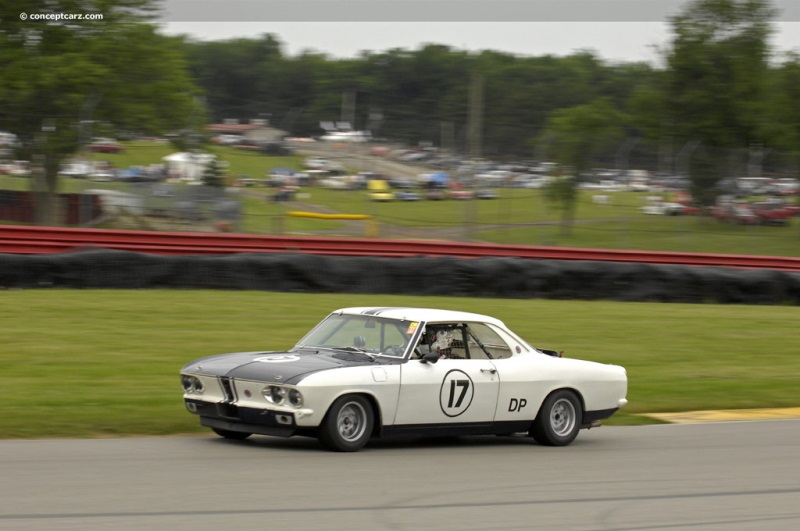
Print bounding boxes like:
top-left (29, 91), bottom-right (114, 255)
top-left (748, 144), bottom-right (770, 177)
top-left (341, 90), bottom-right (356, 130)
top-left (368, 108), bottom-right (383, 138)
top-left (465, 72), bottom-right (484, 241)
top-left (616, 138), bottom-right (639, 182)
top-left (440, 121), bottom-right (455, 152)
top-left (468, 73), bottom-right (483, 160)
top-left (33, 118), bottom-right (57, 225)
top-left (79, 93), bottom-right (103, 161)
top-left (676, 140), bottom-right (701, 177)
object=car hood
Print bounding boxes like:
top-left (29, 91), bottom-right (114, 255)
top-left (182, 348), bottom-right (399, 385)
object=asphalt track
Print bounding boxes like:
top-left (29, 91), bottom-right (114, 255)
top-left (2, 420), bottom-right (798, 531)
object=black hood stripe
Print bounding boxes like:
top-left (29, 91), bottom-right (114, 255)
top-left (185, 349), bottom-right (402, 385)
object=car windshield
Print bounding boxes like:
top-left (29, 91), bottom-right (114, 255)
top-left (295, 314), bottom-right (418, 358)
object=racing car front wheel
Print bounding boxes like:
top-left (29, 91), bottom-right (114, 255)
top-left (319, 395), bottom-right (374, 452)
top-left (530, 390), bottom-right (582, 446)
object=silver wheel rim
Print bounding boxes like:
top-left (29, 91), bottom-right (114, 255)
top-left (337, 401), bottom-right (367, 442)
top-left (550, 398), bottom-right (577, 437)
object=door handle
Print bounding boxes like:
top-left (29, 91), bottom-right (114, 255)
top-left (480, 368), bottom-right (497, 374)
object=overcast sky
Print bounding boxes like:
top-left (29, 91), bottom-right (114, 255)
top-left (157, 1), bottom-right (800, 65)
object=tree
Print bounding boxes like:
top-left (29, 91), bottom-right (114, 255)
top-left (542, 172), bottom-right (580, 237)
top-left (664, 0), bottom-right (776, 202)
top-left (762, 52), bottom-right (800, 172)
top-left (201, 156), bottom-right (225, 188)
top-left (539, 98), bottom-right (626, 235)
top-left (0, 1), bottom-right (203, 224)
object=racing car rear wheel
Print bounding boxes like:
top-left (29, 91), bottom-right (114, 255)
top-left (211, 428), bottom-right (252, 440)
top-left (531, 390), bottom-right (582, 446)
top-left (319, 395), bottom-right (374, 452)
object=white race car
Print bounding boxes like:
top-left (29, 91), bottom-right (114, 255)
top-left (180, 307), bottom-right (628, 451)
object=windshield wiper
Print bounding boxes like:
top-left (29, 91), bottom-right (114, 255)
top-left (334, 346), bottom-right (377, 360)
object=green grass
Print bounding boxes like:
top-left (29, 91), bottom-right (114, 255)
top-left (299, 187), bottom-right (800, 256)
top-left (478, 215), bottom-right (800, 256)
top-left (2, 290), bottom-right (798, 438)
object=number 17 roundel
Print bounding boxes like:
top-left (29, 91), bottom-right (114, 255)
top-left (439, 369), bottom-right (474, 417)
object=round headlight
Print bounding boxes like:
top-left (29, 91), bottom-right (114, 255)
top-left (181, 376), bottom-right (204, 394)
top-left (288, 389), bottom-right (303, 408)
top-left (263, 385), bottom-right (286, 405)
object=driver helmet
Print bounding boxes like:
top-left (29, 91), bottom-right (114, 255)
top-left (432, 330), bottom-right (453, 356)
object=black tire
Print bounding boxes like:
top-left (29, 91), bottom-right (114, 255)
top-left (318, 395), bottom-right (374, 452)
top-left (211, 427), bottom-right (252, 440)
top-left (530, 390), bottom-right (582, 446)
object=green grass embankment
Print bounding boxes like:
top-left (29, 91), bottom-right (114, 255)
top-left (3, 290), bottom-right (798, 438)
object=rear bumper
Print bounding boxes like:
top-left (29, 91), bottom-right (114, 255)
top-left (582, 407), bottom-right (620, 427)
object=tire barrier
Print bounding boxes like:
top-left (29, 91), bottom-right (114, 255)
top-left (1, 249), bottom-right (798, 305)
top-left (2, 225), bottom-right (800, 272)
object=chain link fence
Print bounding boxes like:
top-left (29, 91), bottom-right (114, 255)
top-left (67, 181), bottom-right (245, 232)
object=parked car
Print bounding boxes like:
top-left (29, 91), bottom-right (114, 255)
top-left (770, 178), bottom-right (799, 197)
top-left (88, 138), bottom-right (123, 154)
top-left (426, 188), bottom-right (447, 200)
top-left (6, 160), bottom-right (31, 177)
top-left (449, 182), bottom-right (474, 200)
top-left (89, 169), bottom-right (116, 182)
top-left (260, 142), bottom-right (292, 156)
top-left (180, 307), bottom-right (628, 452)
top-left (475, 188), bottom-right (499, 200)
top-left (367, 179), bottom-right (395, 201)
top-left (304, 157), bottom-right (331, 170)
top-left (318, 175), bottom-right (350, 190)
top-left (710, 203), bottom-right (760, 225)
top-left (388, 177), bottom-right (417, 189)
top-left (211, 134), bottom-right (241, 146)
top-left (396, 191), bottom-right (421, 201)
top-left (640, 199), bottom-right (697, 216)
top-left (58, 162), bottom-right (92, 179)
top-left (750, 200), bottom-right (797, 225)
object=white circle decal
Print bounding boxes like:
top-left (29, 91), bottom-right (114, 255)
top-left (254, 355), bottom-right (300, 363)
top-left (439, 369), bottom-right (474, 417)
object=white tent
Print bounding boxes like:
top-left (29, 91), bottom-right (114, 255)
top-left (162, 152), bottom-right (216, 182)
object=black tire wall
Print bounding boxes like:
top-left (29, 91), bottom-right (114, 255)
top-left (1, 249), bottom-right (798, 305)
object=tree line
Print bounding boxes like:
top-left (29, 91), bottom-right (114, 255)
top-left (176, 1), bottom-right (800, 181)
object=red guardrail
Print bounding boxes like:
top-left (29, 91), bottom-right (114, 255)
top-left (2, 224), bottom-right (800, 271)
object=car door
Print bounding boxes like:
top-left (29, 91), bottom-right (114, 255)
top-left (394, 358), bottom-right (500, 426)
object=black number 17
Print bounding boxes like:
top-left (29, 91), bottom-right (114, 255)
top-left (448, 379), bottom-right (470, 408)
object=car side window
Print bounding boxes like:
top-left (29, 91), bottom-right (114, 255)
top-left (415, 324), bottom-right (461, 359)
top-left (465, 322), bottom-right (513, 360)
top-left (415, 322), bottom-right (512, 360)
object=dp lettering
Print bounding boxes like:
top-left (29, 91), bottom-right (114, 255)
top-left (508, 398), bottom-right (527, 412)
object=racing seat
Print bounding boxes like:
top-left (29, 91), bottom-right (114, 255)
top-left (353, 336), bottom-right (366, 348)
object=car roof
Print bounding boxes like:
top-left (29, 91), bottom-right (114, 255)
top-left (332, 307), bottom-right (506, 327)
